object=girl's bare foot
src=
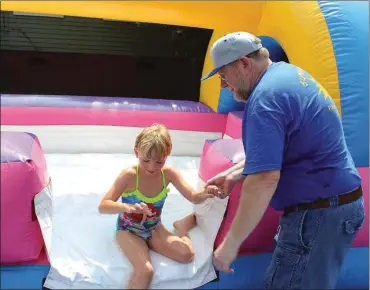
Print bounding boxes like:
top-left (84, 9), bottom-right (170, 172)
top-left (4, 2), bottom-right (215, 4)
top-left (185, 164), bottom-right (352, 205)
top-left (173, 213), bottom-right (196, 237)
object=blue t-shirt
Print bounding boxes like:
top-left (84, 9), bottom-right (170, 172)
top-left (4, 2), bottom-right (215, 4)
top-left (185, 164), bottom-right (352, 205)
top-left (242, 62), bottom-right (361, 211)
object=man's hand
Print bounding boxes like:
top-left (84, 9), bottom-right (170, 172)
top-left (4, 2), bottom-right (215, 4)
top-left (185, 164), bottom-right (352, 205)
top-left (213, 240), bottom-right (238, 273)
top-left (205, 171), bottom-right (239, 199)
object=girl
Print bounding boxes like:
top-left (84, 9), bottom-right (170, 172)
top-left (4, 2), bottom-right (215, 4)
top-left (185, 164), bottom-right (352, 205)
top-left (98, 124), bottom-right (218, 289)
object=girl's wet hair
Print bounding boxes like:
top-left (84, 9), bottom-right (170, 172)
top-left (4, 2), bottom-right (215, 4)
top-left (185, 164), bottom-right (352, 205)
top-left (135, 123), bottom-right (172, 160)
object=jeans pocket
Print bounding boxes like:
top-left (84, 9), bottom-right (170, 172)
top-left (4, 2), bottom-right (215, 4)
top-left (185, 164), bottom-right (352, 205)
top-left (264, 245), bottom-right (302, 289)
top-left (298, 209), bottom-right (323, 250)
top-left (343, 214), bottom-right (365, 235)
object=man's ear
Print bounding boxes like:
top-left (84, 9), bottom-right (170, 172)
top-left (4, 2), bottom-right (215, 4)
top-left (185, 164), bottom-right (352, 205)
top-left (239, 56), bottom-right (252, 72)
top-left (134, 147), bottom-right (138, 158)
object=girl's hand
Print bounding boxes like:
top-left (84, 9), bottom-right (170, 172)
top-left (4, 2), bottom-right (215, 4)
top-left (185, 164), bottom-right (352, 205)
top-left (206, 185), bottom-right (229, 199)
top-left (206, 185), bottom-right (221, 196)
top-left (205, 172), bottom-right (238, 199)
top-left (128, 202), bottom-right (153, 216)
top-left (195, 189), bottom-right (215, 204)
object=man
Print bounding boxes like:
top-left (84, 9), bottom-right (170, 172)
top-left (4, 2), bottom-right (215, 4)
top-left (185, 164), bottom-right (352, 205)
top-left (201, 32), bottom-right (365, 289)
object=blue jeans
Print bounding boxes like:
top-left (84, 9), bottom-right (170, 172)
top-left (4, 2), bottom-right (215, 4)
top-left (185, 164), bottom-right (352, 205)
top-left (264, 194), bottom-right (365, 289)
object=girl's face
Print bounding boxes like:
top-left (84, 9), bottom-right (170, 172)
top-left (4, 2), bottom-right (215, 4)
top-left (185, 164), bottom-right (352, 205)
top-left (134, 148), bottom-right (167, 175)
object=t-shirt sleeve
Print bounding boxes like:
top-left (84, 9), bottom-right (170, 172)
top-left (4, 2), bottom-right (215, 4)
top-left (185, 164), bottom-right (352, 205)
top-left (242, 96), bottom-right (287, 175)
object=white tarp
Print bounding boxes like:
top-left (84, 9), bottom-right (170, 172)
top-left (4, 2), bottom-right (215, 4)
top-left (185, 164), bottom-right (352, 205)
top-left (35, 153), bottom-right (228, 289)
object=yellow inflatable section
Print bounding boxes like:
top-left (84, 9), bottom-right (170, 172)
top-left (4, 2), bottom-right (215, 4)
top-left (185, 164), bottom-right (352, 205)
top-left (1, 1), bottom-right (340, 115)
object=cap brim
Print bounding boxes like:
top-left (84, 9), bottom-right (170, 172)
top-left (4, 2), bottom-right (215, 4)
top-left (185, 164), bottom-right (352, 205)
top-left (200, 66), bottom-right (223, 81)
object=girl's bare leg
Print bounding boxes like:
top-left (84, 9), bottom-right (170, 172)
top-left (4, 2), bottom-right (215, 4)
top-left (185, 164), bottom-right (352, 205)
top-left (148, 213), bottom-right (196, 263)
top-left (116, 231), bottom-right (154, 289)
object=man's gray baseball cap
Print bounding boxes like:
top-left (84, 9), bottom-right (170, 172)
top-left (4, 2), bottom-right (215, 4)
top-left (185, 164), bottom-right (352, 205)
top-left (201, 31), bottom-right (262, 81)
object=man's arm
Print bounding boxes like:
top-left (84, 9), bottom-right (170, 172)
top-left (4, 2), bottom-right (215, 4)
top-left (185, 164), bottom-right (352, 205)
top-left (221, 94), bottom-right (287, 249)
top-left (225, 159), bottom-right (246, 181)
top-left (206, 159), bottom-right (246, 192)
top-left (221, 170), bottom-right (279, 249)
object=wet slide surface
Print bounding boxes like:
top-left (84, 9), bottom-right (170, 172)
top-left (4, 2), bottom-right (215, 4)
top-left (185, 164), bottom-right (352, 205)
top-left (36, 153), bottom-right (227, 289)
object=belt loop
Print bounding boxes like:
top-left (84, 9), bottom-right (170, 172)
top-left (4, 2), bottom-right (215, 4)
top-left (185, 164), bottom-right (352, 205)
top-left (328, 195), bottom-right (339, 208)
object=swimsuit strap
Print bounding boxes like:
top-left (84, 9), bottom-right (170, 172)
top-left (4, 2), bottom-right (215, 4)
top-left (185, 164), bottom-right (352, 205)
top-left (135, 164), bottom-right (139, 190)
top-left (161, 168), bottom-right (166, 188)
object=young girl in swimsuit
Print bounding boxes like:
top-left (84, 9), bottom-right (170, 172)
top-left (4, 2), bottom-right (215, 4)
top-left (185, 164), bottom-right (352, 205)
top-left (98, 124), bottom-right (219, 289)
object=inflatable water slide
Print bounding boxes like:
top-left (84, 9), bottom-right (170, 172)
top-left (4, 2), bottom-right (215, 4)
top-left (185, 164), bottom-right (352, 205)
top-left (1, 1), bottom-right (369, 289)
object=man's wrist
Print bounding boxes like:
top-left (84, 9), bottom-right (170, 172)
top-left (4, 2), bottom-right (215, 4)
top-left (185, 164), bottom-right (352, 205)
top-left (230, 170), bottom-right (245, 182)
top-left (223, 232), bottom-right (243, 251)
top-left (225, 159), bottom-right (244, 176)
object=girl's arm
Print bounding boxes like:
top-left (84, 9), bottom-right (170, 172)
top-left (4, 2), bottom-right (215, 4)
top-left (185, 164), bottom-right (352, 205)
top-left (98, 169), bottom-right (132, 214)
top-left (166, 166), bottom-right (214, 204)
top-left (98, 169), bottom-right (153, 216)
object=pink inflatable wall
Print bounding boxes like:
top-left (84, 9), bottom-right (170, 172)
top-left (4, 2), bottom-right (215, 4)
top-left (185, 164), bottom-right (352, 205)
top-left (1, 132), bottom-right (49, 263)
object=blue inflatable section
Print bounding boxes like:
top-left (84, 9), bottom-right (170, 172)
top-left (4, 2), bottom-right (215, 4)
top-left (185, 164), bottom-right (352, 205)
top-left (259, 36), bottom-right (289, 64)
top-left (2, 247), bottom-right (367, 289)
top-left (200, 247), bottom-right (369, 289)
top-left (217, 88), bottom-right (244, 113)
top-left (1, 265), bottom-right (50, 290)
top-left (217, 36), bottom-right (289, 113)
top-left (318, 1), bottom-right (369, 167)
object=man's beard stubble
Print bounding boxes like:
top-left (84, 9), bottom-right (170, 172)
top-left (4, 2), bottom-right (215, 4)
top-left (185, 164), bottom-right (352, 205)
top-left (234, 68), bottom-right (259, 102)
top-left (234, 76), bottom-right (252, 103)
top-left (235, 88), bottom-right (251, 102)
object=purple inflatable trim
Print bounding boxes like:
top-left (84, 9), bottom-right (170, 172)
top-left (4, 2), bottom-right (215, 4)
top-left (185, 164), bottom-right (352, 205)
top-left (0, 94), bottom-right (214, 113)
top-left (231, 111), bottom-right (244, 119)
top-left (207, 139), bottom-right (245, 164)
top-left (1, 132), bottom-right (36, 163)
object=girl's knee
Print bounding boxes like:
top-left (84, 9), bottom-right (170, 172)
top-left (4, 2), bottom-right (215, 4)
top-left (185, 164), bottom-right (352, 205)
top-left (176, 245), bottom-right (195, 263)
top-left (134, 261), bottom-right (154, 280)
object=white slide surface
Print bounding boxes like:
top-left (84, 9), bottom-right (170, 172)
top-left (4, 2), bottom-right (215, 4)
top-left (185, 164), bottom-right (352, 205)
top-left (35, 153), bottom-right (228, 289)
